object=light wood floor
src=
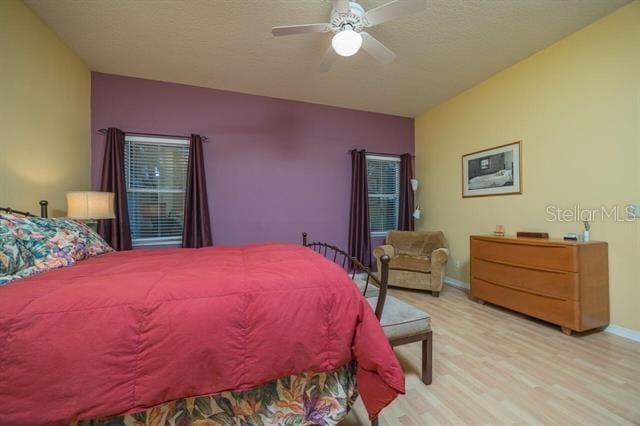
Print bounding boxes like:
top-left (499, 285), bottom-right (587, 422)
top-left (342, 285), bottom-right (640, 425)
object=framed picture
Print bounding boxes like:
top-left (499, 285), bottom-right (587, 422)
top-left (462, 141), bottom-right (521, 198)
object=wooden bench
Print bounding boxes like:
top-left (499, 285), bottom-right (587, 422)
top-left (354, 275), bottom-right (432, 386)
top-left (303, 233), bottom-right (433, 426)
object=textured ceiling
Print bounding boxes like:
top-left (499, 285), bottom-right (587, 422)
top-left (25, 0), bottom-right (629, 117)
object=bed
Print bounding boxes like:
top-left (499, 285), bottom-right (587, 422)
top-left (0, 201), bottom-right (404, 425)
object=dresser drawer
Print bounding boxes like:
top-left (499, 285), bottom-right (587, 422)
top-left (471, 277), bottom-right (579, 329)
top-left (471, 237), bottom-right (578, 272)
top-left (471, 258), bottom-right (578, 301)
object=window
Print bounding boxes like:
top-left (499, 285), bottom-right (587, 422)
top-left (124, 135), bottom-right (189, 247)
top-left (367, 155), bottom-right (400, 236)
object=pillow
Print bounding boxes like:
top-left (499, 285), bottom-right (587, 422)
top-left (1, 215), bottom-right (75, 270)
top-left (0, 218), bottom-right (38, 286)
top-left (0, 219), bottom-right (34, 274)
top-left (27, 217), bottom-right (114, 259)
top-left (0, 216), bottom-right (113, 273)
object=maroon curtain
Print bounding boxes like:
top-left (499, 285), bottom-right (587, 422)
top-left (98, 128), bottom-right (132, 250)
top-left (398, 153), bottom-right (415, 231)
top-left (348, 149), bottom-right (371, 267)
top-left (182, 134), bottom-right (213, 248)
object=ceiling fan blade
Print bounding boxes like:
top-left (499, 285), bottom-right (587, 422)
top-left (271, 23), bottom-right (329, 37)
top-left (332, 0), bottom-right (351, 14)
top-left (319, 46), bottom-right (337, 72)
top-left (364, 0), bottom-right (426, 27)
top-left (361, 32), bottom-right (396, 64)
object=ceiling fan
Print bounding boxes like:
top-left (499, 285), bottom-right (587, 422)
top-left (271, 0), bottom-right (426, 71)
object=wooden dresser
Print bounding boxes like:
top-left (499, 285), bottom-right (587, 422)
top-left (470, 235), bottom-right (609, 335)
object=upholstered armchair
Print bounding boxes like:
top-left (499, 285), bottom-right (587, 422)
top-left (373, 231), bottom-right (449, 297)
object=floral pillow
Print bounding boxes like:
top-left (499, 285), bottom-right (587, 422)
top-left (27, 217), bottom-right (114, 259)
top-left (0, 218), bottom-right (39, 286)
top-left (0, 215), bottom-right (114, 274)
top-left (1, 222), bottom-right (27, 274)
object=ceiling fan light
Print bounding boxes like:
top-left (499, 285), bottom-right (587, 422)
top-left (332, 30), bottom-right (362, 57)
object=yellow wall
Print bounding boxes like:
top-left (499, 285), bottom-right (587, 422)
top-left (0, 0), bottom-right (90, 216)
top-left (415, 2), bottom-right (640, 331)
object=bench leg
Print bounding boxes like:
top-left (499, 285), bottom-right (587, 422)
top-left (422, 331), bottom-right (433, 385)
top-left (432, 291), bottom-right (440, 297)
top-left (371, 417), bottom-right (379, 426)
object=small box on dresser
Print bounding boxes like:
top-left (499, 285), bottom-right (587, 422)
top-left (470, 235), bottom-right (609, 335)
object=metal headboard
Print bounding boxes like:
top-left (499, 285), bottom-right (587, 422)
top-left (0, 200), bottom-right (49, 218)
top-left (302, 232), bottom-right (390, 320)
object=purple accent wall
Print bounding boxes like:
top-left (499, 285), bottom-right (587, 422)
top-left (91, 72), bottom-right (414, 250)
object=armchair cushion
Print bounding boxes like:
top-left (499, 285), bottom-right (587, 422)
top-left (389, 254), bottom-right (431, 274)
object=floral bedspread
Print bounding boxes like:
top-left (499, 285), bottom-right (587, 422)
top-left (75, 363), bottom-right (357, 426)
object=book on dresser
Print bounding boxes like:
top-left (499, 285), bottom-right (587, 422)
top-left (469, 235), bottom-right (609, 335)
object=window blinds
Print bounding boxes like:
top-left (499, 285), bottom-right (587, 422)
top-left (366, 155), bottom-right (400, 235)
top-left (124, 136), bottom-right (189, 246)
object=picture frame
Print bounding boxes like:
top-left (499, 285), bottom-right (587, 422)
top-left (462, 141), bottom-right (522, 198)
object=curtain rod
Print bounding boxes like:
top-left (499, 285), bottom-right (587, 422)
top-left (97, 128), bottom-right (209, 142)
top-left (347, 149), bottom-right (414, 158)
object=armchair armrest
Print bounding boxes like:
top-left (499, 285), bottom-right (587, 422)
top-left (429, 247), bottom-right (449, 293)
top-left (373, 244), bottom-right (395, 259)
top-left (431, 247), bottom-right (449, 265)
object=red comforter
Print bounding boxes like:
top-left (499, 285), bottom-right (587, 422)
top-left (0, 244), bottom-right (404, 424)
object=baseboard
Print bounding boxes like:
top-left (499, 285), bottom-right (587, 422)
top-left (605, 324), bottom-right (640, 343)
top-left (444, 276), bottom-right (469, 290)
top-left (444, 277), bottom-right (639, 342)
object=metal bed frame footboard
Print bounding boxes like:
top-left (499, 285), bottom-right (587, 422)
top-left (302, 232), bottom-right (390, 320)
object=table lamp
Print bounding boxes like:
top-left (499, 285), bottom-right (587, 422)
top-left (66, 191), bottom-right (115, 231)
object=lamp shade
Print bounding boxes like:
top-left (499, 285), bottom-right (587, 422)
top-left (66, 191), bottom-right (115, 220)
